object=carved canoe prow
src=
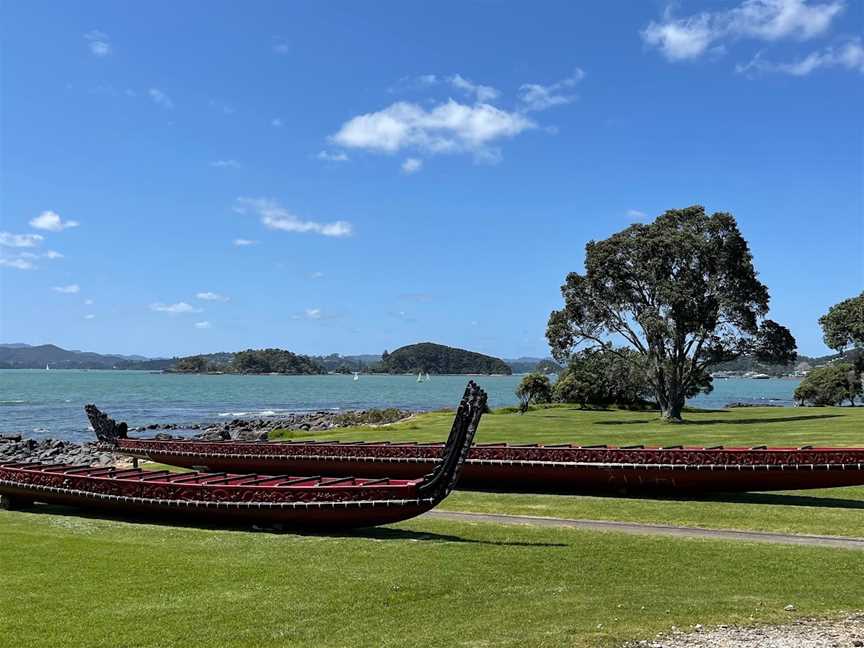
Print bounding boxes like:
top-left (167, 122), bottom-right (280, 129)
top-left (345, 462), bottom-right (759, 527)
top-left (84, 404), bottom-right (128, 445)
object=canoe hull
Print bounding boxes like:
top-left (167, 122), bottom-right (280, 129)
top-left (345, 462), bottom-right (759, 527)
top-left (0, 481), bottom-right (434, 527)
top-left (114, 442), bottom-right (864, 494)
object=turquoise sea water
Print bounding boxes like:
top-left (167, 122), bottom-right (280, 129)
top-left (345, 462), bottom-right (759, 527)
top-left (0, 370), bottom-right (801, 443)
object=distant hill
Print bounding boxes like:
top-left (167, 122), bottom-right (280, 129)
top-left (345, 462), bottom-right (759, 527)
top-left (505, 357), bottom-right (562, 374)
top-left (382, 342), bottom-right (511, 375)
top-left (0, 344), bottom-right (160, 369)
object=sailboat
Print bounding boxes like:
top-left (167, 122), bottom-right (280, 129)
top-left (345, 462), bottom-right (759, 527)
top-left (416, 371), bottom-right (423, 382)
top-left (424, 372), bottom-right (431, 382)
top-left (353, 372), bottom-right (360, 381)
top-left (45, 363), bottom-right (50, 371)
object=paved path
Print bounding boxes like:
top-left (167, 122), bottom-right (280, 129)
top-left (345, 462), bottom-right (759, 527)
top-left (425, 510), bottom-right (864, 550)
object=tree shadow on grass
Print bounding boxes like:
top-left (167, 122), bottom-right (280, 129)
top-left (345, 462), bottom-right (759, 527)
top-left (11, 503), bottom-right (567, 547)
top-left (594, 414), bottom-right (843, 426)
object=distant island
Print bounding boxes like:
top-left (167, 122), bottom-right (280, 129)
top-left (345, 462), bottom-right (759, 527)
top-left (0, 342), bottom-right (521, 375)
top-left (380, 342), bottom-right (512, 375)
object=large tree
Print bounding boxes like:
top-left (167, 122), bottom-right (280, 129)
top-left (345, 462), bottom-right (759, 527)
top-left (819, 292), bottom-right (864, 353)
top-left (546, 206), bottom-right (796, 422)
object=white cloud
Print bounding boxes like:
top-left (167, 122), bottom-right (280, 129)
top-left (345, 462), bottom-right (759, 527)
top-left (518, 69), bottom-right (585, 112)
top-left (53, 284), bottom-right (80, 294)
top-left (271, 118), bottom-right (284, 127)
top-left (148, 88), bottom-right (174, 109)
top-left (0, 232), bottom-right (44, 248)
top-left (196, 291), bottom-right (229, 302)
top-left (0, 258), bottom-right (35, 270)
top-left (150, 301), bottom-right (202, 314)
top-left (317, 150), bottom-right (350, 162)
top-left (401, 158), bottom-right (423, 174)
top-left (626, 209), bottom-right (648, 221)
top-left (210, 159), bottom-right (240, 168)
top-left (330, 99), bottom-right (534, 162)
top-left (194, 321), bottom-right (212, 329)
top-left (29, 210), bottom-right (80, 232)
top-left (233, 238), bottom-right (258, 246)
top-left (84, 314), bottom-right (96, 320)
top-left (236, 197), bottom-right (353, 238)
top-left (309, 271), bottom-right (325, 279)
top-left (447, 74), bottom-right (500, 103)
top-left (84, 30), bottom-right (111, 57)
top-left (304, 308), bottom-right (321, 319)
top-left (85, 299), bottom-right (94, 305)
top-left (737, 37), bottom-right (864, 75)
top-left (43, 250), bottom-right (64, 259)
top-left (642, 0), bottom-right (846, 61)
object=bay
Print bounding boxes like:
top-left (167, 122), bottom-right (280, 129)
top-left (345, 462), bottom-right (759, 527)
top-left (0, 369), bottom-right (801, 443)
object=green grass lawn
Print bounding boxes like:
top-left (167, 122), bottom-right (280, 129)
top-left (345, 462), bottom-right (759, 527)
top-left (1, 507), bottom-right (862, 648)
top-left (270, 404), bottom-right (864, 447)
top-left (268, 406), bottom-right (864, 538)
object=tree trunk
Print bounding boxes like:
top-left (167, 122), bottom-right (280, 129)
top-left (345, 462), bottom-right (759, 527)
top-left (661, 402), bottom-right (684, 423)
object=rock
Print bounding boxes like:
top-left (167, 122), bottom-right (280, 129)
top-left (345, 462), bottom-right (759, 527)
top-left (784, 605), bottom-right (796, 612)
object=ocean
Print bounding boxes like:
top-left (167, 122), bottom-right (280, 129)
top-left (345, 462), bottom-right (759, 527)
top-left (0, 370), bottom-right (801, 443)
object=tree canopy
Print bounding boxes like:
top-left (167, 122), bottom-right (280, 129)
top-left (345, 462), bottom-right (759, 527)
top-left (794, 363), bottom-right (862, 407)
top-left (515, 373), bottom-right (552, 413)
top-left (547, 206), bottom-right (796, 421)
top-left (819, 292), bottom-right (864, 353)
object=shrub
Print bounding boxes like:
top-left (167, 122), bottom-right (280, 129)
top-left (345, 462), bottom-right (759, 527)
top-left (794, 363), bottom-right (862, 406)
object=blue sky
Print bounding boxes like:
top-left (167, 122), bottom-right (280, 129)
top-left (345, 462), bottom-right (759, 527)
top-left (1, 0), bottom-right (861, 359)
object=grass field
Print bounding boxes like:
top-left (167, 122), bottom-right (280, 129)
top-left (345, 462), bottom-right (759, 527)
top-left (272, 405), bottom-right (864, 538)
top-left (2, 508), bottom-right (863, 648)
top-left (3, 405), bottom-right (862, 647)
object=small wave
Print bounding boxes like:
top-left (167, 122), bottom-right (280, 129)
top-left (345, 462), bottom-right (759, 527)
top-left (218, 411), bottom-right (253, 417)
top-left (0, 400), bottom-right (26, 404)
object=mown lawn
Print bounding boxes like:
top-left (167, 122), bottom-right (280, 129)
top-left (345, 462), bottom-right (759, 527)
top-left (270, 406), bottom-right (864, 538)
top-left (1, 507), bottom-right (862, 648)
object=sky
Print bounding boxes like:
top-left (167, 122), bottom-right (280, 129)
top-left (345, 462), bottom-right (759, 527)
top-left (0, 0), bottom-right (862, 359)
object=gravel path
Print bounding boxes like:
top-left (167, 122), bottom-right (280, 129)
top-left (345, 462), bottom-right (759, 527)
top-left (626, 614), bottom-right (864, 647)
top-left (425, 510), bottom-right (864, 550)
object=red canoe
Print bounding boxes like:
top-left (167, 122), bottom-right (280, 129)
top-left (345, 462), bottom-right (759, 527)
top-left (93, 417), bottom-right (864, 494)
top-left (0, 383), bottom-right (487, 527)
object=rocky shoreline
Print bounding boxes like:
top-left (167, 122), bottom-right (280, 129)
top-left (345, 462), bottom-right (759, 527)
top-left (0, 408), bottom-right (414, 468)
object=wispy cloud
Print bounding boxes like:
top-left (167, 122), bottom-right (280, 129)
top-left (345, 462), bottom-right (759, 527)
top-left (309, 271), bottom-right (325, 279)
top-left (518, 69), bottom-right (585, 112)
top-left (53, 284), bottom-right (80, 294)
top-left (196, 291), bottom-right (229, 302)
top-left (194, 321), bottom-right (212, 329)
top-left (330, 99), bottom-right (534, 164)
top-left (29, 210), bottom-right (80, 232)
top-left (85, 299), bottom-right (94, 305)
top-left (304, 308), bottom-right (321, 319)
top-left (317, 150), bottom-right (349, 162)
top-left (642, 0), bottom-right (846, 62)
top-left (447, 74), bottom-right (500, 103)
top-left (271, 118), bottom-right (284, 127)
top-left (236, 197), bottom-right (353, 238)
top-left (210, 159), bottom-right (240, 168)
top-left (0, 258), bottom-right (36, 270)
top-left (401, 158), bottom-right (423, 174)
top-left (737, 37), bottom-right (864, 75)
top-left (84, 314), bottom-right (96, 320)
top-left (148, 88), bottom-right (174, 109)
top-left (0, 232), bottom-right (44, 248)
top-left (626, 209), bottom-right (648, 220)
top-left (233, 238), bottom-right (258, 246)
top-left (84, 30), bottom-right (111, 57)
top-left (150, 301), bottom-right (202, 314)
top-left (273, 38), bottom-right (289, 55)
